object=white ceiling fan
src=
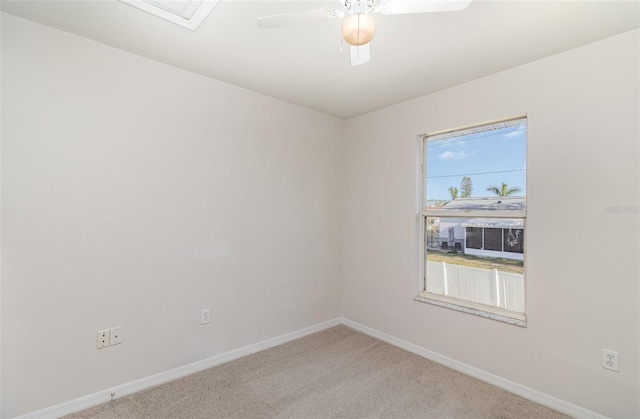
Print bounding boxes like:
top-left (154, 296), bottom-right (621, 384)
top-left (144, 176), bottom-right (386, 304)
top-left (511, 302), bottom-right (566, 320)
top-left (257, 0), bottom-right (472, 66)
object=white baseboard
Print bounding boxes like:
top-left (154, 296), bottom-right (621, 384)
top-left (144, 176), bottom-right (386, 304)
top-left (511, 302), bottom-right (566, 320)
top-left (14, 318), bottom-right (342, 419)
top-left (14, 317), bottom-right (606, 419)
top-left (340, 318), bottom-right (607, 419)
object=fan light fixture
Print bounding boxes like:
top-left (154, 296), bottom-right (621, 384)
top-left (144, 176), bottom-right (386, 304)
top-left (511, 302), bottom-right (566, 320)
top-left (256, 0), bottom-right (473, 65)
top-left (342, 13), bottom-right (376, 46)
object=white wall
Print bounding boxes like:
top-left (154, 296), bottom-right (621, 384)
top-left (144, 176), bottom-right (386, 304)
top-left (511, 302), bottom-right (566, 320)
top-left (342, 29), bottom-right (639, 418)
top-left (2, 10), bottom-right (639, 419)
top-left (1, 14), bottom-right (343, 418)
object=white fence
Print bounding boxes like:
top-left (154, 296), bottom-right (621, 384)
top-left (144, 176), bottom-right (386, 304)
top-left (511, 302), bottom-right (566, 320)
top-left (426, 261), bottom-right (524, 312)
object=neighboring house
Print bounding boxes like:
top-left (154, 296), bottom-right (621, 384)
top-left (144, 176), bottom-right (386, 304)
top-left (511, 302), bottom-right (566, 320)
top-left (436, 197), bottom-right (525, 261)
top-left (426, 199), bottom-right (447, 208)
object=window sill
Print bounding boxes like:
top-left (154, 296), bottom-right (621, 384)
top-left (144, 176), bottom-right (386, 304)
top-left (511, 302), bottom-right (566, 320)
top-left (415, 294), bottom-right (527, 327)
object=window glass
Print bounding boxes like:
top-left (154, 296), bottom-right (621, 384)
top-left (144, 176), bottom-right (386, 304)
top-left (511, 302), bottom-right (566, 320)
top-left (421, 117), bottom-right (527, 322)
top-left (484, 228), bottom-right (503, 251)
top-left (504, 228), bottom-right (524, 253)
top-left (465, 227), bottom-right (482, 249)
top-left (425, 118), bottom-right (526, 210)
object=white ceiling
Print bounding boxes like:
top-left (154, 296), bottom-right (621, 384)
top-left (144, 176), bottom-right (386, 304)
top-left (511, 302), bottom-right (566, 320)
top-left (2, 0), bottom-right (639, 119)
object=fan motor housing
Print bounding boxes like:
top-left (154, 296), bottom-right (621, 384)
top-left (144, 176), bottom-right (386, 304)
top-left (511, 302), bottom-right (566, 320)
top-left (345, 0), bottom-right (374, 14)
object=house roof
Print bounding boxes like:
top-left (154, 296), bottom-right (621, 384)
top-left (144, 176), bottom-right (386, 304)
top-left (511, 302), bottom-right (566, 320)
top-left (461, 218), bottom-right (524, 228)
top-left (441, 197), bottom-right (525, 211)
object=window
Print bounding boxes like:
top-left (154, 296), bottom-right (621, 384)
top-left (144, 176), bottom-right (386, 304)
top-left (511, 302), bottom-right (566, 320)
top-left (465, 227), bottom-right (482, 249)
top-left (417, 117), bottom-right (527, 326)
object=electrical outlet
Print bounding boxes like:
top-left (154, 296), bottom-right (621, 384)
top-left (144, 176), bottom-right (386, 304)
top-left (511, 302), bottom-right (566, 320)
top-left (201, 308), bottom-right (210, 325)
top-left (96, 329), bottom-right (110, 349)
top-left (603, 349), bottom-right (619, 371)
top-left (110, 326), bottom-right (122, 345)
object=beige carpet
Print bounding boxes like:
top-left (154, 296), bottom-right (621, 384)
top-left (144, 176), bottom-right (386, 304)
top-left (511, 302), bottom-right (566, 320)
top-left (66, 325), bottom-right (568, 419)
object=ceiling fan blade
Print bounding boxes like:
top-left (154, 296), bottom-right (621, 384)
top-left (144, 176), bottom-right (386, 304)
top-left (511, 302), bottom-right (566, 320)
top-left (350, 43), bottom-right (370, 66)
top-left (378, 0), bottom-right (472, 15)
top-left (257, 8), bottom-right (340, 28)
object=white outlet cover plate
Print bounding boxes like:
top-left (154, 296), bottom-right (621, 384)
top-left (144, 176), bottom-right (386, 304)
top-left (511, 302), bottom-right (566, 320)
top-left (110, 326), bottom-right (122, 345)
top-left (603, 349), bottom-right (619, 371)
top-left (201, 308), bottom-right (210, 324)
top-left (97, 329), bottom-right (111, 349)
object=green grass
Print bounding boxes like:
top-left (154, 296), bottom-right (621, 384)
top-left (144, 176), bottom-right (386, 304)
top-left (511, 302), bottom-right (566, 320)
top-left (427, 249), bottom-right (524, 274)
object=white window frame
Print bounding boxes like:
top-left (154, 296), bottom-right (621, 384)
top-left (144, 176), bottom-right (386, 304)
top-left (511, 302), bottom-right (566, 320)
top-left (415, 115), bottom-right (528, 327)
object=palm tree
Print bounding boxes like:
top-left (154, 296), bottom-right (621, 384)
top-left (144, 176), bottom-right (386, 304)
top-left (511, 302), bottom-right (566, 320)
top-left (460, 176), bottom-right (473, 198)
top-left (448, 186), bottom-right (459, 200)
top-left (486, 182), bottom-right (521, 197)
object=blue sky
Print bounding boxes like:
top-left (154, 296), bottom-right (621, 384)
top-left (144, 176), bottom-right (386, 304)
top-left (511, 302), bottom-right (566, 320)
top-left (426, 124), bottom-right (526, 201)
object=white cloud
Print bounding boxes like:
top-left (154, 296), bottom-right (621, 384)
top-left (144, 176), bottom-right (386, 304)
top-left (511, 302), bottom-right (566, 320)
top-left (438, 151), bottom-right (469, 160)
top-left (441, 140), bottom-right (467, 148)
top-left (505, 128), bottom-right (525, 139)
